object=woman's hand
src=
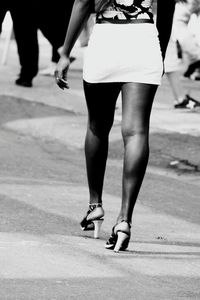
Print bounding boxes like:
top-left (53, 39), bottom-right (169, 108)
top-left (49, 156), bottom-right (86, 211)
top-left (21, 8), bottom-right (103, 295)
top-left (55, 55), bottom-right (70, 90)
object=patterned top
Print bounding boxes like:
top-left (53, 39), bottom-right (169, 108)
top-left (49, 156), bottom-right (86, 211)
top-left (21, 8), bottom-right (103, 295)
top-left (97, 0), bottom-right (154, 21)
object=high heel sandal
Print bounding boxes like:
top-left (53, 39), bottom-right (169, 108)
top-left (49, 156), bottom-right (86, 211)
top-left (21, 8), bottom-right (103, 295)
top-left (105, 220), bottom-right (131, 252)
top-left (80, 203), bottom-right (104, 239)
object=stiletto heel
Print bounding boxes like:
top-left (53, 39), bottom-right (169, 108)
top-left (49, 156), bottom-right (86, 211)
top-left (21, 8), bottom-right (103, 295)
top-left (93, 219), bottom-right (104, 239)
top-left (114, 232), bottom-right (129, 252)
top-left (105, 220), bottom-right (131, 252)
top-left (80, 203), bottom-right (104, 238)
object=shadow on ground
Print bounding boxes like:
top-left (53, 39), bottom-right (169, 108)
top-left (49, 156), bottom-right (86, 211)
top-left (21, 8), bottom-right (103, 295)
top-left (0, 95), bottom-right (75, 125)
top-left (109, 132), bottom-right (200, 175)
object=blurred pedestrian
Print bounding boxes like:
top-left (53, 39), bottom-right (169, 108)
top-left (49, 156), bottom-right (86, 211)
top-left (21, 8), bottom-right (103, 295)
top-left (0, 2), bottom-right (38, 87)
top-left (173, 0), bottom-right (200, 79)
top-left (164, 15), bottom-right (200, 109)
top-left (0, 1), bottom-right (77, 85)
top-left (55, 0), bottom-right (176, 252)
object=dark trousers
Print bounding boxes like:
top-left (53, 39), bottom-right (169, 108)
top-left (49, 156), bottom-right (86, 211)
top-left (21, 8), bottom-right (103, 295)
top-left (0, 5), bottom-right (39, 80)
top-left (38, 1), bottom-right (74, 63)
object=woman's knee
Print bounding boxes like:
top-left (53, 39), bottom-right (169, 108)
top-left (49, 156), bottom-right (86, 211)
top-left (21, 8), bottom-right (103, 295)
top-left (121, 125), bottom-right (148, 144)
top-left (88, 119), bottom-right (113, 138)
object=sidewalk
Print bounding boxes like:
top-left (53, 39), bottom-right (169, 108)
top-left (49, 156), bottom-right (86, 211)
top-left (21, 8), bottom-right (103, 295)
top-left (0, 35), bottom-right (200, 298)
top-left (1, 34), bottom-right (200, 175)
top-left (1, 31), bottom-right (200, 131)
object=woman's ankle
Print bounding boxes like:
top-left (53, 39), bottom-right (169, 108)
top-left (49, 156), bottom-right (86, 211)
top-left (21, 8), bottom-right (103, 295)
top-left (116, 215), bottom-right (130, 225)
top-left (89, 201), bottom-right (102, 207)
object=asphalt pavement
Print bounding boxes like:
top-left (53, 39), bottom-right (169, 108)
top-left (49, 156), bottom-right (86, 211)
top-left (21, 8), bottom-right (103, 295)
top-left (0, 33), bottom-right (200, 299)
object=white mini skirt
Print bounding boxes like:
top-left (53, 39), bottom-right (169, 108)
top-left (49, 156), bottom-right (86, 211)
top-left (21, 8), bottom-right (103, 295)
top-left (83, 23), bottom-right (163, 85)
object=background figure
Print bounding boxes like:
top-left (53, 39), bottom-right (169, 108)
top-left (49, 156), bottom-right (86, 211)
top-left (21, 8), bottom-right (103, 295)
top-left (0, 1), bottom-right (76, 85)
top-left (0, 3), bottom-right (39, 87)
top-left (173, 0), bottom-right (200, 79)
top-left (164, 14), bottom-right (200, 109)
top-left (38, 0), bottom-right (75, 76)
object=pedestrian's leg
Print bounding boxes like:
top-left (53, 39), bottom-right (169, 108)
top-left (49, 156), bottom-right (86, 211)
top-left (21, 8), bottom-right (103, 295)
top-left (105, 82), bottom-right (158, 251)
top-left (83, 81), bottom-right (121, 205)
top-left (80, 81), bottom-right (121, 238)
top-left (38, 1), bottom-right (74, 62)
top-left (10, 7), bottom-right (39, 83)
top-left (118, 82), bottom-right (158, 224)
top-left (38, 4), bottom-right (74, 76)
top-left (165, 71), bottom-right (187, 105)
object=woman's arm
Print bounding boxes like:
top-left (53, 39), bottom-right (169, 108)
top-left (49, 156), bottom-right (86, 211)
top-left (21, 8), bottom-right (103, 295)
top-left (55, 0), bottom-right (92, 89)
top-left (61, 0), bottom-right (92, 57)
top-left (156, 0), bottom-right (176, 60)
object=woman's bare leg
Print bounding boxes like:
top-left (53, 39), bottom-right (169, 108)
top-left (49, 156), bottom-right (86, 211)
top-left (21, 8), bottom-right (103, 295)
top-left (83, 81), bottom-right (121, 205)
top-left (117, 82), bottom-right (158, 224)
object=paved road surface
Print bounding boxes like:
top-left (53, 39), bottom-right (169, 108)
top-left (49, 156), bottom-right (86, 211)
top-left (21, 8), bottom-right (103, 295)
top-left (0, 96), bottom-right (199, 299)
top-left (0, 36), bottom-right (200, 299)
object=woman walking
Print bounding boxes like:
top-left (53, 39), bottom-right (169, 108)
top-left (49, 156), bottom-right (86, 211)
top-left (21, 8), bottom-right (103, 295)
top-left (55, 0), bottom-right (177, 252)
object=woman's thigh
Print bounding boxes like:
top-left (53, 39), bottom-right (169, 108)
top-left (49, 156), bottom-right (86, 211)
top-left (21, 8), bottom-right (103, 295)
top-left (121, 82), bottom-right (158, 135)
top-left (83, 81), bottom-right (122, 136)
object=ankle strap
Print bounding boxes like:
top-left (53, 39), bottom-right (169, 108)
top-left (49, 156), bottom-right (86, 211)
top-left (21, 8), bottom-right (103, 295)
top-left (89, 203), bottom-right (102, 208)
